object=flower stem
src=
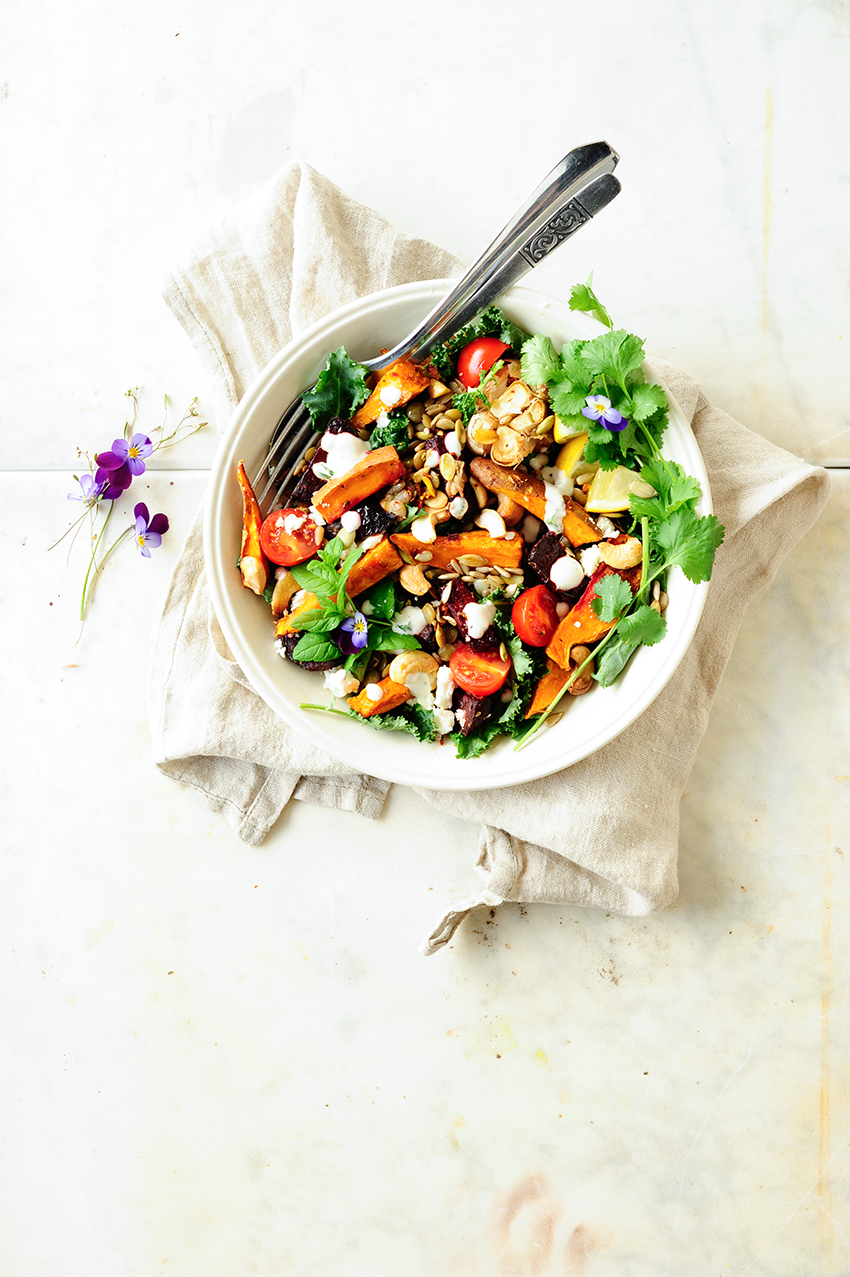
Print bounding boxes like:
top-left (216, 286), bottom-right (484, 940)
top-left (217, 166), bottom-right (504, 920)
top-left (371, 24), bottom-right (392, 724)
top-left (79, 508), bottom-right (135, 620)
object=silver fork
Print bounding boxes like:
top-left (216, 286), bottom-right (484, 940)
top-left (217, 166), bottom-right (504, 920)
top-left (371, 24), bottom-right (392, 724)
top-left (254, 140), bottom-right (621, 510)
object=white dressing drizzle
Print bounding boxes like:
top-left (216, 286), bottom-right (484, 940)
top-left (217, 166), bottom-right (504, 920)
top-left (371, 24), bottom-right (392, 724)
top-left (462, 600), bottom-right (496, 639)
top-left (313, 430), bottom-right (370, 481)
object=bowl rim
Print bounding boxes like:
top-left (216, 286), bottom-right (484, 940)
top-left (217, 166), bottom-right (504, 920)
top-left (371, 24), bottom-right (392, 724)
top-left (204, 279), bottom-right (711, 790)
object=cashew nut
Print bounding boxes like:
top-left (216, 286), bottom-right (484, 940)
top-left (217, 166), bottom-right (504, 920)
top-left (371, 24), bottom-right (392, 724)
top-left (388, 650), bottom-right (440, 689)
top-left (597, 536), bottom-right (642, 569)
top-left (271, 570), bottom-right (299, 618)
top-left (567, 645), bottom-right (595, 695)
top-left (495, 491), bottom-right (525, 527)
top-left (398, 564), bottom-right (431, 596)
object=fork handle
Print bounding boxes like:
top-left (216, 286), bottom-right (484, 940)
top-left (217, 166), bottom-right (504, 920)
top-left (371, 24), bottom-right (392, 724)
top-left (363, 141), bottom-right (621, 372)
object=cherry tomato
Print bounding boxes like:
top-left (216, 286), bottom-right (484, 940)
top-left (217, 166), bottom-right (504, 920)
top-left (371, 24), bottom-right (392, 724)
top-left (259, 507), bottom-right (323, 566)
top-left (511, 584), bottom-right (560, 647)
top-left (449, 643), bottom-right (512, 697)
top-left (456, 336), bottom-right (510, 389)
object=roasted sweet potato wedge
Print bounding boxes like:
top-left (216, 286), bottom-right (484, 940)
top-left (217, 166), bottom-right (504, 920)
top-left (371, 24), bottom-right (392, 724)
top-left (345, 535), bottom-right (403, 597)
top-left (390, 529), bottom-right (523, 570)
top-left (351, 360), bottom-right (430, 430)
top-left (311, 446), bottom-right (406, 522)
top-left (469, 456), bottom-right (603, 547)
top-left (274, 591), bottom-right (320, 636)
top-left (546, 563), bottom-right (642, 669)
top-left (236, 460), bottom-right (271, 595)
top-left (348, 677), bottom-right (413, 718)
top-left (525, 659), bottom-right (572, 718)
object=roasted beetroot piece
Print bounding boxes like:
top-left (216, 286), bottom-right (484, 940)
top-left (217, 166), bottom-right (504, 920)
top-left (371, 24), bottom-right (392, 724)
top-left (528, 530), bottom-right (569, 586)
top-left (275, 631), bottom-right (339, 672)
top-left (443, 578), bottom-right (498, 650)
top-left (416, 623), bottom-right (438, 655)
top-left (288, 417), bottom-right (356, 506)
top-left (356, 498), bottom-right (397, 540)
top-left (453, 690), bottom-right (492, 737)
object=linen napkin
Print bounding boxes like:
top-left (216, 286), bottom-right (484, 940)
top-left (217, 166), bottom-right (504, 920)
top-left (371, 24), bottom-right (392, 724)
top-left (149, 161), bottom-right (830, 954)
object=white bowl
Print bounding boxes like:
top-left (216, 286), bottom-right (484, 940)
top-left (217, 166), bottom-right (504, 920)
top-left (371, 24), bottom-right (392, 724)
top-left (204, 281), bottom-right (711, 790)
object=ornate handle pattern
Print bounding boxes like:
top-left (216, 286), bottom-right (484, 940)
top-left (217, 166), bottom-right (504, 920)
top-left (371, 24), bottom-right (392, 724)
top-left (519, 198), bottom-right (592, 265)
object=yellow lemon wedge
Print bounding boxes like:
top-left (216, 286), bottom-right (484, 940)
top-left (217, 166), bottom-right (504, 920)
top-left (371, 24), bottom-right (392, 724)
top-left (584, 464), bottom-right (645, 514)
top-left (554, 432), bottom-right (588, 476)
top-left (553, 416), bottom-right (587, 445)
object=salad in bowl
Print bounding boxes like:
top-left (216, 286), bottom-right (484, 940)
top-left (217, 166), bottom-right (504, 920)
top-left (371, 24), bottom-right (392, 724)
top-left (230, 278), bottom-right (724, 764)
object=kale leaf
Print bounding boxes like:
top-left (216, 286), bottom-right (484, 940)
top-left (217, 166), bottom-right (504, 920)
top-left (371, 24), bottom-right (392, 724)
top-left (301, 347), bottom-right (370, 431)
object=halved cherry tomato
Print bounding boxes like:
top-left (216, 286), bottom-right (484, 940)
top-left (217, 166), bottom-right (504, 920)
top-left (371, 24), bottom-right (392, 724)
top-left (449, 643), bottom-right (512, 696)
top-left (259, 507), bottom-right (323, 566)
top-left (456, 336), bottom-right (510, 389)
top-left (511, 584), bottom-right (560, 648)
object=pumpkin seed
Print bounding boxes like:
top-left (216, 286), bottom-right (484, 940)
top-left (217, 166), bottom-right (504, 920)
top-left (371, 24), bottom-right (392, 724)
top-left (439, 453), bottom-right (457, 481)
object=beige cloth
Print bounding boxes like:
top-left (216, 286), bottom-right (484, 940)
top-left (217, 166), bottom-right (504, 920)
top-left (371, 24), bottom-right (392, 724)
top-left (149, 161), bottom-right (830, 954)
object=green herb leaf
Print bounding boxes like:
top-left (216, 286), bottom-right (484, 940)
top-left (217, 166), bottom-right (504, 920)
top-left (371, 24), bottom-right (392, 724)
top-left (617, 604), bottom-right (667, 646)
top-left (590, 574), bottom-right (633, 622)
top-left (629, 382), bottom-right (668, 423)
top-left (368, 629), bottom-right (421, 653)
top-left (520, 334), bottom-right (561, 386)
top-left (289, 607), bottom-right (344, 633)
top-left (655, 509), bottom-right (725, 583)
top-left (365, 578), bottom-right (395, 622)
top-left (568, 273), bottom-right (613, 330)
top-left (593, 632), bottom-right (642, 687)
top-left (548, 377), bottom-right (591, 419)
top-left (291, 632), bottom-right (340, 664)
top-left (301, 347), bottom-right (370, 431)
top-left (579, 329), bottom-right (646, 384)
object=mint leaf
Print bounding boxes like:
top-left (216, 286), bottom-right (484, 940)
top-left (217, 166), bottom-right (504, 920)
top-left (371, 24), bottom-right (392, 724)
top-left (568, 274), bottom-right (613, 330)
top-left (366, 578), bottom-right (395, 622)
top-left (590, 574), bottom-right (634, 622)
top-left (289, 607), bottom-right (344, 634)
top-left (520, 334), bottom-right (561, 386)
top-left (655, 509), bottom-right (725, 583)
top-left (630, 382), bottom-right (668, 423)
top-left (291, 632), bottom-right (340, 664)
top-left (301, 347), bottom-right (370, 430)
top-left (579, 329), bottom-right (646, 384)
top-left (368, 629), bottom-right (421, 653)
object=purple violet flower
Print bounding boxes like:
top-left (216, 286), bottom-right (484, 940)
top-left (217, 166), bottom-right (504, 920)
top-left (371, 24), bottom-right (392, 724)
top-left (581, 394), bottom-right (627, 433)
top-left (94, 434), bottom-right (153, 497)
top-left (337, 611), bottom-right (369, 655)
top-left (68, 473), bottom-right (107, 505)
top-left (133, 502), bottom-right (169, 558)
top-left (97, 434), bottom-right (153, 476)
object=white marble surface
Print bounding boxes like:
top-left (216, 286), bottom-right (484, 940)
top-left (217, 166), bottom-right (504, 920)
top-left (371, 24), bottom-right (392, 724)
top-left (2, 3), bottom-right (849, 1274)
